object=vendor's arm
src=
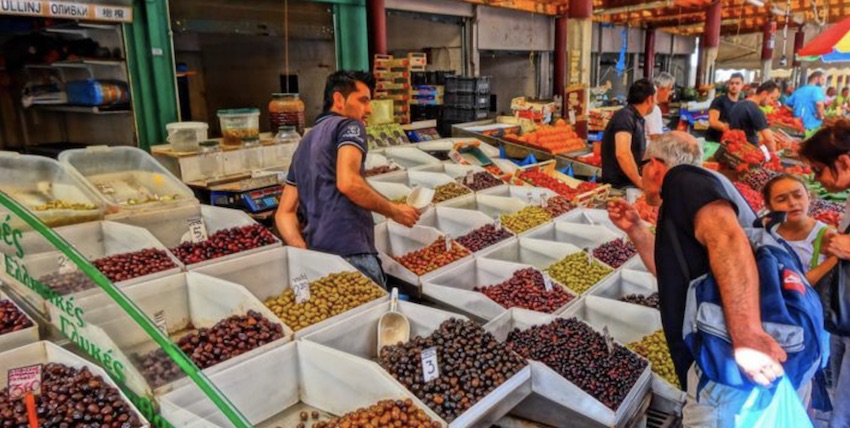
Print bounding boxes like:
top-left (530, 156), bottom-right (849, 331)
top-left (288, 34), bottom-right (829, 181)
top-left (817, 101), bottom-right (826, 120)
top-left (759, 128), bottom-right (777, 152)
top-left (754, 109), bottom-right (776, 152)
top-left (695, 200), bottom-right (787, 386)
top-left (607, 199), bottom-right (656, 274)
top-left (337, 146), bottom-right (420, 227)
top-left (615, 132), bottom-right (642, 188)
top-left (275, 184), bottom-right (307, 249)
top-left (708, 109), bottom-right (728, 133)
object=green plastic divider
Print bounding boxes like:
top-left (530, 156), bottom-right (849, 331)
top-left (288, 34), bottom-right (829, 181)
top-left (0, 192), bottom-right (251, 428)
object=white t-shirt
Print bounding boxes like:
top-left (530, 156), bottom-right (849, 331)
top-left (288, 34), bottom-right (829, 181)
top-left (645, 105), bottom-right (664, 138)
top-left (785, 220), bottom-right (830, 272)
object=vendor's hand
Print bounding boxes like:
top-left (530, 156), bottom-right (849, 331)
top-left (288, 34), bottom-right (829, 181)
top-left (390, 203), bottom-right (420, 228)
top-left (825, 233), bottom-right (850, 260)
top-left (733, 330), bottom-right (787, 387)
top-left (607, 198), bottom-right (642, 235)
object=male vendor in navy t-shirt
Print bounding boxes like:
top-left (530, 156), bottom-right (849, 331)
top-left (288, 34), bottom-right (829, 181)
top-left (275, 71), bottom-right (420, 287)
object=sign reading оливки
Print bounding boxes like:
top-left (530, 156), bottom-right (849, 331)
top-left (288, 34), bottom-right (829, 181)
top-left (0, 0), bottom-right (132, 23)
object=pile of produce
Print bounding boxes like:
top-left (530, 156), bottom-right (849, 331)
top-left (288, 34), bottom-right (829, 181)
top-left (546, 252), bottom-right (613, 294)
top-left (138, 310), bottom-right (284, 387)
top-left (628, 330), bottom-right (681, 389)
top-left (170, 224), bottom-right (278, 264)
top-left (633, 196), bottom-right (658, 225)
top-left (500, 206), bottom-right (551, 234)
top-left (379, 318), bottom-right (527, 422)
top-left (740, 168), bottom-right (779, 192)
top-left (93, 248), bottom-right (177, 283)
top-left (395, 237), bottom-right (470, 276)
top-left (721, 130), bottom-right (778, 172)
top-left (0, 299), bottom-right (33, 333)
top-left (621, 292), bottom-right (660, 309)
top-left (518, 169), bottom-right (600, 201)
top-left (543, 195), bottom-right (574, 218)
top-left (365, 165), bottom-right (401, 177)
top-left (593, 239), bottom-right (637, 269)
top-left (505, 121), bottom-right (585, 154)
top-left (31, 200), bottom-right (97, 211)
top-left (39, 271), bottom-right (96, 294)
top-left (456, 224), bottom-right (513, 252)
top-left (506, 318), bottom-right (647, 410)
top-left (264, 271), bottom-right (385, 331)
top-left (0, 363), bottom-right (143, 426)
top-left (810, 198), bottom-right (844, 228)
top-left (323, 399), bottom-right (441, 428)
top-left (734, 182), bottom-right (765, 212)
top-left (458, 171), bottom-right (504, 192)
top-left (475, 267), bottom-right (574, 313)
top-left (579, 152), bottom-right (602, 167)
top-left (432, 182), bottom-right (472, 204)
top-left (766, 106), bottom-right (804, 133)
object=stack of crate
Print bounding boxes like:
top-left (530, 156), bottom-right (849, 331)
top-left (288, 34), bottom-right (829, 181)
top-left (410, 70), bottom-right (453, 122)
top-left (373, 53), bottom-right (426, 124)
top-left (439, 75), bottom-right (491, 136)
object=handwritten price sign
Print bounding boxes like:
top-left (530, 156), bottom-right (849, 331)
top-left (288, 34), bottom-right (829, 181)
top-left (8, 364), bottom-right (42, 400)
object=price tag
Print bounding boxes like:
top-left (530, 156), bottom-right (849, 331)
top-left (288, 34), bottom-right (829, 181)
top-left (421, 347), bottom-right (440, 383)
top-left (603, 326), bottom-right (615, 355)
top-left (527, 191), bottom-right (533, 203)
top-left (448, 149), bottom-right (466, 165)
top-left (8, 365), bottom-right (42, 400)
top-left (57, 254), bottom-right (78, 275)
top-left (186, 217), bottom-right (209, 243)
top-left (445, 234), bottom-right (452, 252)
top-left (585, 247), bottom-right (595, 265)
top-left (541, 197), bottom-right (549, 209)
top-left (542, 272), bottom-right (554, 292)
top-left (153, 310), bottom-right (168, 334)
top-left (494, 215), bottom-right (502, 231)
top-left (292, 273), bottom-right (311, 303)
top-left (759, 145), bottom-right (772, 161)
top-left (465, 170), bottom-right (475, 185)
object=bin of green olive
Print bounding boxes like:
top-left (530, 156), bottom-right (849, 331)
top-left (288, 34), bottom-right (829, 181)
top-left (545, 252), bottom-right (612, 294)
top-left (390, 196), bottom-right (409, 204)
top-left (431, 182), bottom-right (472, 203)
top-left (263, 271), bottom-right (385, 331)
top-left (627, 330), bottom-right (680, 389)
top-left (499, 206), bottom-right (552, 234)
top-left (31, 200), bottom-right (97, 211)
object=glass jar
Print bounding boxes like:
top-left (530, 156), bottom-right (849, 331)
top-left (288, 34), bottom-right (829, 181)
top-left (269, 93), bottom-right (305, 136)
top-left (243, 136), bottom-right (263, 172)
top-left (198, 140), bottom-right (223, 180)
top-left (270, 126), bottom-right (301, 167)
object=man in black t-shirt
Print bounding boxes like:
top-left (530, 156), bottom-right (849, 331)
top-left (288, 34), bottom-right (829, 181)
top-left (728, 81), bottom-right (780, 151)
top-left (607, 132), bottom-right (789, 426)
top-left (706, 73), bottom-right (744, 142)
top-left (601, 79), bottom-right (656, 188)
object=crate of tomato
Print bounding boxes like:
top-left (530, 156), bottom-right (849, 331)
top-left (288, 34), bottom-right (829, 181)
top-left (716, 130), bottom-right (782, 173)
top-left (517, 160), bottom-right (610, 207)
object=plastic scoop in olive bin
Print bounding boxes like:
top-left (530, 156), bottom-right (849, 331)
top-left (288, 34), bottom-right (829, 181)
top-left (407, 185), bottom-right (434, 213)
top-left (377, 288), bottom-right (410, 354)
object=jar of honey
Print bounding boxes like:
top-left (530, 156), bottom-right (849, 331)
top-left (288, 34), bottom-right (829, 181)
top-left (269, 93), bottom-right (305, 136)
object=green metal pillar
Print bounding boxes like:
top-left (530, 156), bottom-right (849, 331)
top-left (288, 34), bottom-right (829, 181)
top-left (333, 2), bottom-right (369, 71)
top-left (125, 0), bottom-right (179, 151)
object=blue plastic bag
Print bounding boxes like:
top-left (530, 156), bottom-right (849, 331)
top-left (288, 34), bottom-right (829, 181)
top-left (736, 376), bottom-right (812, 428)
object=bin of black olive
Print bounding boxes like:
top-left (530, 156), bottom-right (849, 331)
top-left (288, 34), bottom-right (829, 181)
top-left (484, 308), bottom-right (652, 428)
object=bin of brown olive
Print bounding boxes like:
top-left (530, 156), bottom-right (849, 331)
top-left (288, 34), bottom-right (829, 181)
top-left (431, 182), bottom-right (472, 204)
top-left (545, 251), bottom-right (613, 295)
top-left (543, 195), bottom-right (574, 218)
top-left (394, 237), bottom-right (471, 277)
top-left (93, 248), bottom-right (179, 283)
top-left (476, 267), bottom-right (575, 314)
top-left (456, 171), bottom-right (504, 192)
top-left (592, 238), bottom-right (638, 269)
top-left (0, 292), bottom-right (38, 353)
top-left (323, 399), bottom-right (442, 428)
top-left (499, 206), bottom-right (552, 235)
top-left (379, 318), bottom-right (528, 423)
top-left (456, 224), bottom-right (514, 253)
top-left (170, 223), bottom-right (279, 265)
top-left (365, 164), bottom-right (402, 177)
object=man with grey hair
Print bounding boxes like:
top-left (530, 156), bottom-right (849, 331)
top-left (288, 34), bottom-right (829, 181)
top-left (608, 131), bottom-right (790, 426)
top-left (645, 72), bottom-right (675, 140)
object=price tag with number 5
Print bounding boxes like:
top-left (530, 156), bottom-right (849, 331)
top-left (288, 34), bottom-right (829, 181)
top-left (8, 364), bottom-right (42, 400)
top-left (421, 347), bottom-right (439, 383)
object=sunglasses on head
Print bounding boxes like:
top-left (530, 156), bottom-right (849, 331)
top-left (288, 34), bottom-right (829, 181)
top-left (639, 157), bottom-right (665, 167)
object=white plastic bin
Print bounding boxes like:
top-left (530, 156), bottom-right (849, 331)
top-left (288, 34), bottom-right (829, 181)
top-left (418, 206), bottom-right (516, 254)
top-left (0, 151), bottom-right (105, 227)
top-left (382, 146), bottom-right (442, 168)
top-left (370, 170), bottom-right (474, 206)
top-left (477, 185), bottom-right (556, 203)
top-left (365, 153), bottom-right (406, 178)
top-left (0, 291), bottom-right (39, 353)
top-left (556, 208), bottom-right (623, 235)
top-left (422, 257), bottom-right (577, 322)
top-left (523, 221), bottom-right (624, 250)
top-left (190, 246), bottom-right (388, 339)
top-left (438, 194), bottom-right (528, 220)
top-left (0, 341), bottom-right (149, 427)
top-left (66, 272), bottom-right (292, 396)
top-left (485, 308), bottom-right (653, 428)
top-left (302, 301), bottom-right (532, 427)
top-left (369, 181), bottom-right (413, 224)
top-left (588, 269), bottom-right (659, 307)
top-left (375, 222), bottom-right (474, 286)
top-left (409, 163), bottom-right (484, 179)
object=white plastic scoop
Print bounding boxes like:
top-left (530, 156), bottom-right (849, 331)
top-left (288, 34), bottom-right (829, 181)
top-left (377, 288), bottom-right (410, 355)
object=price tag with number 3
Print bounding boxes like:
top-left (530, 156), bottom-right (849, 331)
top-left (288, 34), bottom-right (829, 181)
top-left (421, 347), bottom-right (439, 383)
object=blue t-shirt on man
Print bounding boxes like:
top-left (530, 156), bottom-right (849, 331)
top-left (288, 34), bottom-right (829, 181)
top-left (787, 85), bottom-right (825, 131)
top-left (285, 112), bottom-right (376, 257)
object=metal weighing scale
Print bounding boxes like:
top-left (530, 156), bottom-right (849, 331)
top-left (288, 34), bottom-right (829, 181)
top-left (208, 174), bottom-right (284, 220)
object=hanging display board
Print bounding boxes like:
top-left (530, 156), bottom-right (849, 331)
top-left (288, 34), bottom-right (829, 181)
top-left (0, 1), bottom-right (132, 23)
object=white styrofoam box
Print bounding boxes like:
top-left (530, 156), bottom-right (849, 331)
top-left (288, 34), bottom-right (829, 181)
top-left (422, 258), bottom-right (577, 322)
top-left (523, 221), bottom-right (623, 251)
top-left (418, 206), bottom-right (516, 254)
top-left (589, 269), bottom-right (658, 305)
top-left (370, 181), bottom-right (413, 224)
top-left (477, 185), bottom-right (556, 203)
top-left (382, 146), bottom-right (443, 169)
top-left (160, 341), bottom-right (444, 427)
top-left (409, 163), bottom-right (484, 179)
top-left (439, 194), bottom-right (527, 220)
top-left (484, 308), bottom-right (653, 428)
top-left (623, 256), bottom-right (650, 272)
top-left (59, 146), bottom-right (198, 214)
top-left (0, 341), bottom-right (149, 427)
top-left (64, 272), bottom-right (292, 397)
top-left (375, 222), bottom-right (474, 286)
top-left (416, 138), bottom-right (501, 158)
top-left (560, 296), bottom-right (685, 414)
top-left (190, 246), bottom-right (388, 339)
top-left (302, 301), bottom-right (532, 427)
top-left (556, 208), bottom-right (623, 235)
top-left (370, 170), bottom-right (475, 206)
top-left (109, 205), bottom-right (281, 269)
top-left (0, 291), bottom-right (38, 353)
top-left (365, 153), bottom-right (407, 176)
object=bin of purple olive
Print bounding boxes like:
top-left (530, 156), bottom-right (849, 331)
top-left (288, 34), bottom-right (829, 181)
top-left (0, 291), bottom-right (38, 353)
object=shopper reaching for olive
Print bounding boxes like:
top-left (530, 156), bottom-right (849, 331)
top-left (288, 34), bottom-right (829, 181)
top-left (276, 71), bottom-right (419, 288)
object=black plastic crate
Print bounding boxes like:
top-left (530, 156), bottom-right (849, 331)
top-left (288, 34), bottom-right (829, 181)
top-left (445, 92), bottom-right (490, 110)
top-left (411, 105), bottom-right (442, 121)
top-left (445, 76), bottom-right (491, 94)
top-left (442, 106), bottom-right (488, 123)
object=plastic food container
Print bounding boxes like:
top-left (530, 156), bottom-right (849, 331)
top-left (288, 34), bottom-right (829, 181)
top-left (59, 146), bottom-right (197, 214)
top-left (269, 93), bottom-right (305, 136)
top-left (217, 108), bottom-right (261, 147)
top-left (0, 151), bottom-right (105, 227)
top-left (166, 122), bottom-right (208, 153)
